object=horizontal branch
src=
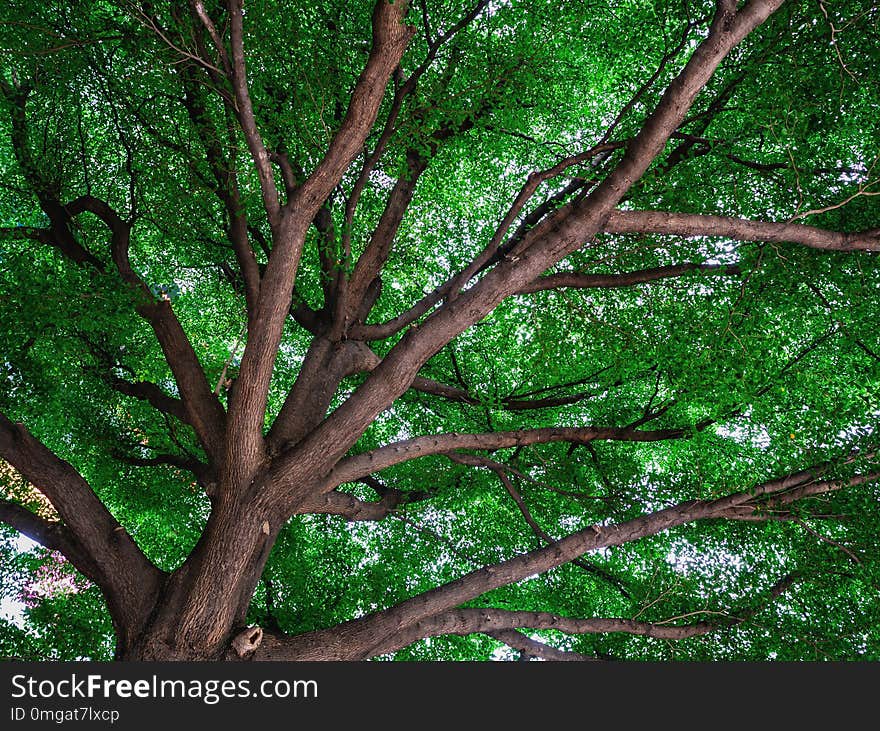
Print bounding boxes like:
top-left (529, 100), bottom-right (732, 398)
top-left (409, 375), bottom-right (605, 411)
top-left (326, 426), bottom-right (684, 489)
top-left (115, 452), bottom-right (212, 490)
top-left (519, 262), bottom-right (742, 293)
top-left (257, 570), bottom-right (800, 660)
top-left (604, 209), bottom-right (880, 252)
top-left (301, 489), bottom-right (402, 522)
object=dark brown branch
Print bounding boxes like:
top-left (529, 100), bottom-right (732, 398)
top-left (322, 426), bottom-right (685, 490)
top-left (227, 0), bottom-right (280, 225)
top-left (257, 569), bottom-right (801, 660)
top-left (259, 459), bottom-right (860, 660)
top-left (519, 262), bottom-right (742, 293)
top-left (179, 66), bottom-right (260, 315)
top-left (447, 451), bottom-right (631, 597)
top-left (106, 376), bottom-right (189, 424)
top-left (296, 1), bottom-right (415, 213)
top-left (349, 142), bottom-right (627, 341)
top-left (340, 0), bottom-right (490, 248)
top-left (67, 195), bottom-right (227, 461)
top-left (282, 3), bottom-right (787, 489)
top-left (0, 81), bottom-right (105, 269)
top-left (226, 0), bottom-right (413, 490)
top-left (115, 452), bottom-right (212, 488)
top-left (409, 361), bottom-right (623, 413)
top-left (0, 413), bottom-right (164, 645)
top-left (487, 629), bottom-right (600, 661)
top-left (598, 16), bottom-right (696, 145)
top-left (344, 153), bottom-right (428, 330)
top-left (0, 499), bottom-right (100, 581)
top-left (603, 209), bottom-right (880, 252)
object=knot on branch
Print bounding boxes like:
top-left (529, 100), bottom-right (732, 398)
top-left (229, 626), bottom-right (264, 659)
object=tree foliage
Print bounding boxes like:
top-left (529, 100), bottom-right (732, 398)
top-left (0, 0), bottom-right (879, 661)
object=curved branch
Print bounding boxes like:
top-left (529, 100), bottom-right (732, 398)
top-left (257, 461), bottom-right (870, 660)
top-left (519, 262), bottom-right (742, 293)
top-left (256, 571), bottom-right (801, 660)
top-left (68, 195), bottom-right (227, 461)
top-left (178, 65), bottom-right (260, 314)
top-left (226, 0), bottom-right (414, 487)
top-left (269, 0), bottom-right (785, 502)
top-left (106, 377), bottom-right (189, 424)
top-left (323, 426), bottom-right (685, 490)
top-left (0, 413), bottom-right (164, 644)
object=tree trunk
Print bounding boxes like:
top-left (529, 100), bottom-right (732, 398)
top-left (117, 494), bottom-right (282, 660)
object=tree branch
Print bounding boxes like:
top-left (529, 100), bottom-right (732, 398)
top-left (178, 64), bottom-right (260, 315)
top-left (0, 499), bottom-right (101, 581)
top-left (256, 570), bottom-right (801, 660)
top-left (296, 0), bottom-right (415, 213)
top-left (487, 629), bottom-right (600, 661)
top-left (349, 142), bottom-right (626, 342)
top-left (224, 0), bottom-right (414, 490)
top-left (67, 195), bottom-right (227, 461)
top-left (106, 376), bottom-right (189, 424)
top-left (269, 1), bottom-right (785, 500)
top-left (227, 0), bottom-right (280, 225)
top-left (603, 209), bottom-right (880, 252)
top-left (256, 459), bottom-right (868, 659)
top-left (321, 426), bottom-right (685, 490)
top-left (0, 413), bottom-right (164, 644)
top-left (519, 262), bottom-right (742, 293)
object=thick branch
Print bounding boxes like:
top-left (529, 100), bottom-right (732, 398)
top-left (603, 209), bottom-right (880, 252)
top-left (301, 489), bottom-right (402, 522)
top-left (323, 426), bottom-right (684, 491)
top-left (296, 1), bottom-right (415, 212)
top-left (256, 461), bottom-right (867, 660)
top-left (225, 0), bottom-right (413, 489)
top-left (0, 413), bottom-right (163, 641)
top-left (269, 1), bottom-right (785, 501)
top-left (371, 573), bottom-right (801, 657)
top-left (67, 195), bottom-right (226, 461)
top-left (0, 499), bottom-right (100, 581)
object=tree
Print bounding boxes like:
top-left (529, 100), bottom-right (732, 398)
top-left (0, 0), bottom-right (878, 662)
